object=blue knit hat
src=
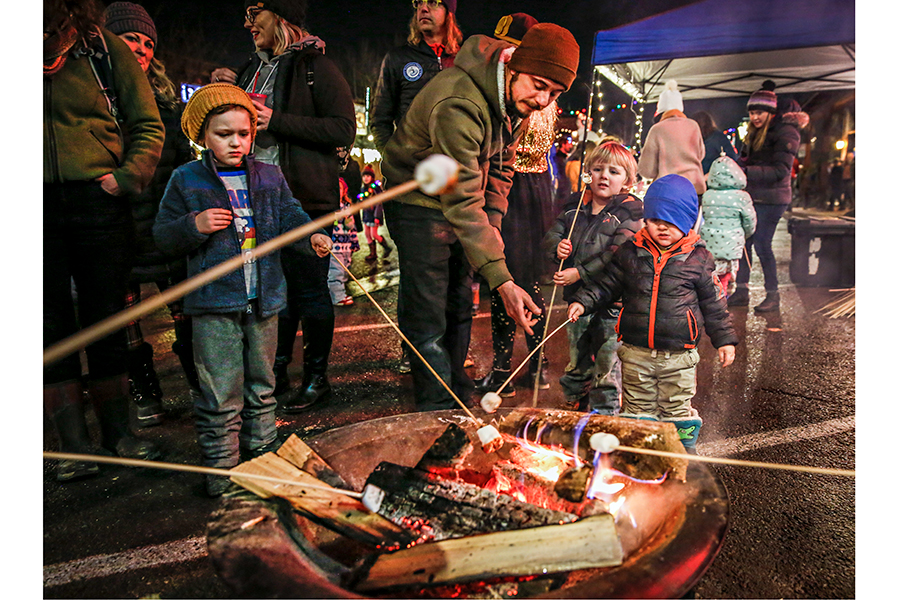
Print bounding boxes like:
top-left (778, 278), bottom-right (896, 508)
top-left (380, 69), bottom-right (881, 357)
top-left (642, 174), bottom-right (699, 236)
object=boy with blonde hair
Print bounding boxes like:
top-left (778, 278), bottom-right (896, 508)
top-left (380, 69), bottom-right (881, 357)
top-left (543, 141), bottom-right (643, 414)
top-left (154, 83), bottom-right (331, 495)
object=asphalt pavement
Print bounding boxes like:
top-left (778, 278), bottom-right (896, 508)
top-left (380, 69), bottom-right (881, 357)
top-left (40, 208), bottom-right (862, 598)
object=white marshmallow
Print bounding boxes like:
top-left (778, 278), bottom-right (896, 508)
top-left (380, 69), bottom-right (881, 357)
top-left (590, 432), bottom-right (620, 453)
top-left (480, 392), bottom-right (502, 413)
top-left (415, 154), bottom-right (459, 195)
top-left (361, 483), bottom-right (385, 513)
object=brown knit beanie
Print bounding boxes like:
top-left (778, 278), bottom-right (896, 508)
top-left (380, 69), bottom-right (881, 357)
top-left (507, 23), bottom-right (579, 90)
top-left (104, 2), bottom-right (157, 47)
top-left (181, 83), bottom-right (258, 145)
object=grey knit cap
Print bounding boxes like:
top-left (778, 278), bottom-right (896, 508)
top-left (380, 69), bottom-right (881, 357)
top-left (104, 2), bottom-right (157, 47)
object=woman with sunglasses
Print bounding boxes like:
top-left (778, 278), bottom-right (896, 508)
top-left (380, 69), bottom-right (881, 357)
top-left (210, 1), bottom-right (356, 412)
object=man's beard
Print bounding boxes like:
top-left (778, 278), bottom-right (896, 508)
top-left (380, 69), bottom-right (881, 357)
top-left (506, 100), bottom-right (540, 120)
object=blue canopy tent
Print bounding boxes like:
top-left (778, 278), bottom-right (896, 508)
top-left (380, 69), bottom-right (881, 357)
top-left (591, 0), bottom-right (855, 102)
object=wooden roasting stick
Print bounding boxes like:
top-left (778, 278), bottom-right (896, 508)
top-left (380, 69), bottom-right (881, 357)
top-left (43, 154), bottom-right (459, 368)
top-left (531, 175), bottom-right (592, 406)
top-left (350, 514), bottom-right (623, 593)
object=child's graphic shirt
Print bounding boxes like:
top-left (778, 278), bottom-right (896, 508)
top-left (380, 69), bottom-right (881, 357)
top-left (219, 167), bottom-right (258, 300)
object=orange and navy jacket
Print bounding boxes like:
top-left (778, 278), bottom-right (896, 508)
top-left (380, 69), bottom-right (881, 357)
top-left (572, 228), bottom-right (738, 351)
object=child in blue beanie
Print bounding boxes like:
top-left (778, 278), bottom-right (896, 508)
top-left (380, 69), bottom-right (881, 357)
top-left (566, 174), bottom-right (738, 452)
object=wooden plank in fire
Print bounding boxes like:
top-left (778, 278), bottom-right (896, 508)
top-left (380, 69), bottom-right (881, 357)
top-left (349, 514), bottom-right (623, 592)
top-left (364, 461), bottom-right (578, 543)
top-left (497, 408), bottom-right (689, 481)
top-left (230, 445), bottom-right (416, 549)
top-left (274, 433), bottom-right (350, 489)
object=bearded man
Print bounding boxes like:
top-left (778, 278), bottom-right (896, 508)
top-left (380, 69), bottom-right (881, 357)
top-left (381, 23), bottom-right (580, 411)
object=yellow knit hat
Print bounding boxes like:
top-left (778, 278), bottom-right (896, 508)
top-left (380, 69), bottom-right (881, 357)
top-left (181, 83), bottom-right (258, 145)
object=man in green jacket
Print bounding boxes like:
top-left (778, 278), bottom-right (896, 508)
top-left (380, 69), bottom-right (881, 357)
top-left (381, 23), bottom-right (579, 411)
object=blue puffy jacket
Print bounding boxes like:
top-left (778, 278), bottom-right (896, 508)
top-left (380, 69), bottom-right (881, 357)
top-left (153, 151), bottom-right (322, 318)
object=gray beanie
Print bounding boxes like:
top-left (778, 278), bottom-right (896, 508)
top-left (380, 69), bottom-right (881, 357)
top-left (104, 2), bottom-right (157, 47)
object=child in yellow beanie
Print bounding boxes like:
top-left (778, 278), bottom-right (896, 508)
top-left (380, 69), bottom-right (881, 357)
top-left (153, 83), bottom-right (332, 496)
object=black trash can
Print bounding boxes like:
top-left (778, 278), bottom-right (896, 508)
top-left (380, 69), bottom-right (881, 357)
top-left (787, 216), bottom-right (855, 287)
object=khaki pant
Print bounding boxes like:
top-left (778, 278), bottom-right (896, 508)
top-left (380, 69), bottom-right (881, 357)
top-left (617, 343), bottom-right (700, 419)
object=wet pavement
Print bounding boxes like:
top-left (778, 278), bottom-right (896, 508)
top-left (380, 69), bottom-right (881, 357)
top-left (42, 209), bottom-right (859, 598)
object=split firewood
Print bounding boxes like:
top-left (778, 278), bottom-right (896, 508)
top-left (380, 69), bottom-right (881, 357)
top-left (274, 433), bottom-right (350, 489)
top-left (364, 461), bottom-right (578, 543)
top-left (230, 452), bottom-right (415, 549)
top-left (347, 514), bottom-right (623, 593)
top-left (496, 408), bottom-right (688, 481)
top-left (415, 422), bottom-right (473, 470)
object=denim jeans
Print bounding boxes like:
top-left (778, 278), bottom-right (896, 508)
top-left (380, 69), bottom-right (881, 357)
top-left (327, 250), bottom-right (351, 304)
top-left (384, 202), bottom-right (474, 409)
top-left (560, 313), bottom-right (622, 414)
top-left (44, 182), bottom-right (133, 384)
top-left (193, 305), bottom-right (278, 468)
top-left (736, 203), bottom-right (788, 292)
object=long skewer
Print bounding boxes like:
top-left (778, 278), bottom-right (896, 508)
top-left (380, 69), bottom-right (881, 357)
top-left (493, 318), bottom-right (571, 397)
top-left (42, 452), bottom-right (365, 497)
top-left (614, 445), bottom-right (855, 477)
top-left (43, 155), bottom-right (459, 367)
top-left (328, 249), bottom-right (481, 424)
top-left (531, 177), bottom-right (592, 406)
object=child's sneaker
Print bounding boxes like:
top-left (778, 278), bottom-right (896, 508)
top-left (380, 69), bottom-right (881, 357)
top-left (335, 296), bottom-right (354, 306)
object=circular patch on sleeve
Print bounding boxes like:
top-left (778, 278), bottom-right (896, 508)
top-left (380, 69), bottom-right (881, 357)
top-left (403, 62), bottom-right (424, 82)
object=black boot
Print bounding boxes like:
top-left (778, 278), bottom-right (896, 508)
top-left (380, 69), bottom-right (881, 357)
top-left (378, 237), bottom-right (393, 259)
top-left (474, 370), bottom-right (516, 397)
top-left (44, 380), bottom-right (100, 482)
top-left (282, 315), bottom-right (333, 412)
top-left (127, 342), bottom-right (164, 427)
top-left (727, 286), bottom-right (750, 307)
top-left (273, 355), bottom-right (291, 397)
top-left (528, 359), bottom-right (550, 390)
top-left (754, 291), bottom-right (780, 313)
top-left (88, 375), bottom-right (162, 460)
top-left (365, 241), bottom-right (377, 263)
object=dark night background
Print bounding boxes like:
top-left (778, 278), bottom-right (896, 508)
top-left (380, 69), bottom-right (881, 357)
top-left (118, 0), bottom-right (705, 116)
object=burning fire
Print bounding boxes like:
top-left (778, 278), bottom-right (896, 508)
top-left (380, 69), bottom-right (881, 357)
top-left (484, 417), bottom-right (667, 519)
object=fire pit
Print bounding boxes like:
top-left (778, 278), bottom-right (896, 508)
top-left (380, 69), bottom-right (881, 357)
top-left (207, 409), bottom-right (729, 598)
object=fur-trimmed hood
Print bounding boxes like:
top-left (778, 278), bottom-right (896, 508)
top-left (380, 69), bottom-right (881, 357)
top-left (779, 110), bottom-right (810, 129)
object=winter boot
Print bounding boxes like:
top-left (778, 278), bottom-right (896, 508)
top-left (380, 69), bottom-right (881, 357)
top-left (365, 241), bottom-right (377, 263)
top-left (474, 370), bottom-right (516, 397)
top-left (273, 355), bottom-right (292, 397)
top-left (378, 237), bottom-right (393, 258)
top-left (282, 315), bottom-right (333, 412)
top-left (44, 380), bottom-right (100, 482)
top-left (88, 375), bottom-right (162, 460)
top-left (528, 355), bottom-right (550, 390)
top-left (754, 291), bottom-right (780, 313)
top-left (727, 286), bottom-right (750, 307)
top-left (619, 412), bottom-right (660, 421)
top-left (127, 342), bottom-right (164, 427)
top-left (663, 410), bottom-right (703, 454)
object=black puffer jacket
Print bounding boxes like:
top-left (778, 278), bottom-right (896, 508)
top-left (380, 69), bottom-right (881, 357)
top-left (573, 228), bottom-right (738, 351)
top-left (129, 99), bottom-right (194, 283)
top-left (543, 192), bottom-right (643, 303)
top-left (234, 43), bottom-right (356, 213)
top-left (370, 40), bottom-right (455, 151)
top-left (738, 105), bottom-right (809, 205)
